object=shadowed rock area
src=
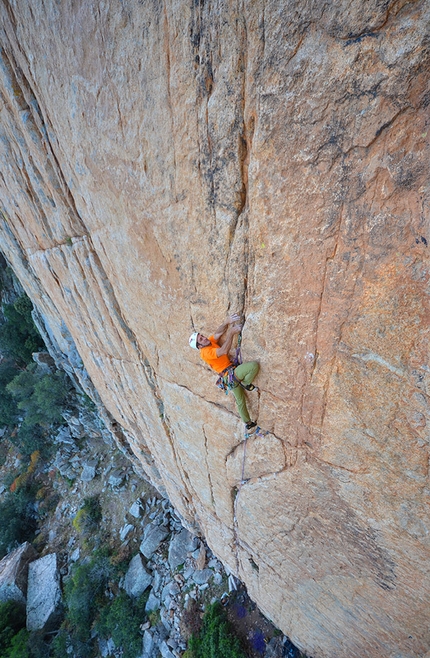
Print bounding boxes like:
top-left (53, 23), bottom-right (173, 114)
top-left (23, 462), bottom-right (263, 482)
top-left (0, 1), bottom-right (428, 656)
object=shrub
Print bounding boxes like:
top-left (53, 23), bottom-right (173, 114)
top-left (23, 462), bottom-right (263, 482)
top-left (72, 496), bottom-right (102, 535)
top-left (188, 602), bottom-right (247, 658)
top-left (0, 486), bottom-right (38, 558)
top-left (0, 295), bottom-right (44, 366)
top-left (0, 601), bottom-right (26, 656)
top-left (7, 367), bottom-right (69, 429)
top-left (0, 360), bottom-right (19, 426)
top-left (94, 590), bottom-right (148, 658)
top-left (6, 628), bottom-right (31, 658)
top-left (62, 552), bottom-right (115, 648)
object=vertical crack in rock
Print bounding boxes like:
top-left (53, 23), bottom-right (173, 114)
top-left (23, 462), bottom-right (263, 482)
top-left (226, 6), bottom-right (254, 317)
top-left (163, 0), bottom-right (177, 200)
top-left (202, 424), bottom-right (216, 508)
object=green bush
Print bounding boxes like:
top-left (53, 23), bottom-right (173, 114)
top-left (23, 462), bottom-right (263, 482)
top-left (0, 295), bottom-right (44, 366)
top-left (0, 487), bottom-right (38, 558)
top-left (72, 496), bottom-right (102, 535)
top-left (188, 602), bottom-right (247, 658)
top-left (60, 552), bottom-right (115, 653)
top-left (5, 628), bottom-right (31, 658)
top-left (0, 601), bottom-right (26, 656)
top-left (94, 590), bottom-right (148, 658)
top-left (0, 360), bottom-right (19, 426)
top-left (7, 366), bottom-right (69, 429)
top-left (11, 424), bottom-right (46, 459)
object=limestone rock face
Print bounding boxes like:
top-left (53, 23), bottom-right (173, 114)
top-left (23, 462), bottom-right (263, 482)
top-left (0, 2), bottom-right (429, 656)
top-left (26, 554), bottom-right (62, 631)
top-left (0, 542), bottom-right (37, 605)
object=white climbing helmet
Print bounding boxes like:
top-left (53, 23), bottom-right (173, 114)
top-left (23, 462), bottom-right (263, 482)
top-left (189, 332), bottom-right (199, 350)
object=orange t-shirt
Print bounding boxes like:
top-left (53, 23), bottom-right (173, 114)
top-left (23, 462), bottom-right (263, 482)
top-left (200, 335), bottom-right (232, 373)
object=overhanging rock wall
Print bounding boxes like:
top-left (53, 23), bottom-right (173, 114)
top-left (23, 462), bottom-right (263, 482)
top-left (0, 2), bottom-right (429, 656)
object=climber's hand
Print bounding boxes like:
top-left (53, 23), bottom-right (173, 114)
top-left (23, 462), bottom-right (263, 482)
top-left (228, 313), bottom-right (241, 324)
top-left (231, 323), bottom-right (242, 334)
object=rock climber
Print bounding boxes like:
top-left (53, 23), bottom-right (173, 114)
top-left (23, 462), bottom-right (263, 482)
top-left (189, 314), bottom-right (259, 433)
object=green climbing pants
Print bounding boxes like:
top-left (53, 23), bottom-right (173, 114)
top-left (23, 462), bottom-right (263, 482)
top-left (232, 361), bottom-right (259, 423)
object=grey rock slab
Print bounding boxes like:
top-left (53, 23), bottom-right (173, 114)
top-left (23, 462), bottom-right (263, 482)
top-left (152, 569), bottom-right (162, 592)
top-left (159, 640), bottom-right (176, 658)
top-left (145, 589), bottom-right (160, 612)
top-left (26, 554), bottom-right (62, 631)
top-left (120, 523), bottom-right (134, 541)
top-left (140, 523), bottom-right (169, 559)
top-left (213, 572), bottom-right (223, 585)
top-left (108, 470), bottom-right (124, 487)
top-left (168, 529), bottom-right (198, 571)
top-left (54, 426), bottom-right (74, 445)
top-left (264, 637), bottom-right (285, 658)
top-left (142, 630), bottom-right (155, 658)
top-left (183, 564), bottom-right (195, 580)
top-left (192, 569), bottom-right (213, 585)
top-left (123, 554), bottom-right (152, 598)
top-left (0, 542), bottom-right (38, 604)
top-left (161, 580), bottom-right (180, 603)
top-left (80, 458), bottom-right (98, 482)
top-left (70, 548), bottom-right (80, 563)
top-left (129, 500), bottom-right (142, 518)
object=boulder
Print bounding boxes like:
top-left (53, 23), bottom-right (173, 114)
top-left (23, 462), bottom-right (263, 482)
top-left (168, 530), bottom-right (198, 572)
top-left (0, 542), bottom-right (37, 605)
top-left (26, 553), bottom-right (62, 631)
top-left (123, 554), bottom-right (152, 599)
top-left (142, 630), bottom-right (155, 658)
top-left (32, 351), bottom-right (56, 373)
top-left (145, 589), bottom-right (160, 613)
top-left (80, 457), bottom-right (98, 481)
top-left (140, 523), bottom-right (169, 559)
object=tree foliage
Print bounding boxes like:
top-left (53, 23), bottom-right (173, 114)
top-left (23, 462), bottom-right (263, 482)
top-left (188, 602), bottom-right (247, 658)
top-left (94, 590), bottom-right (148, 658)
top-left (0, 486), bottom-right (38, 558)
top-left (0, 601), bottom-right (27, 657)
top-left (0, 295), bottom-right (44, 366)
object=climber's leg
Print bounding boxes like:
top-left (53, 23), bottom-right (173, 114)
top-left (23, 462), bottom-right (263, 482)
top-left (234, 361), bottom-right (259, 387)
top-left (231, 385), bottom-right (251, 424)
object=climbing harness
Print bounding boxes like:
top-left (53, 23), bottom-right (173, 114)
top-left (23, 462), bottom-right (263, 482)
top-left (215, 333), bottom-right (258, 394)
top-left (216, 364), bottom-right (237, 394)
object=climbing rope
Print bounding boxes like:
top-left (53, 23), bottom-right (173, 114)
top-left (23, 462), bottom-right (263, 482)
top-left (235, 332), bottom-right (243, 366)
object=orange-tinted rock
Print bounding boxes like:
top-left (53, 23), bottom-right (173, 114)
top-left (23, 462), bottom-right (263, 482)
top-left (0, 1), bottom-right (429, 656)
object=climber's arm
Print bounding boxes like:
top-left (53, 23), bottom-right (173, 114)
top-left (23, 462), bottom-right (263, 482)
top-left (216, 323), bottom-right (242, 357)
top-left (213, 313), bottom-right (240, 342)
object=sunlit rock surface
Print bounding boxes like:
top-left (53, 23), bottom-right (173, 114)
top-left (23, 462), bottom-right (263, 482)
top-left (0, 1), bottom-right (429, 656)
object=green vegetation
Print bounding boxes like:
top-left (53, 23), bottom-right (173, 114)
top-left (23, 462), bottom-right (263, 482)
top-left (7, 365), bottom-right (69, 431)
top-left (94, 591), bottom-right (148, 658)
top-left (0, 289), bottom-right (149, 657)
top-left (72, 495), bottom-right (102, 535)
top-left (0, 295), bottom-right (44, 366)
top-left (188, 602), bottom-right (247, 658)
top-left (0, 485), bottom-right (38, 558)
top-left (0, 359), bottom-right (20, 426)
top-left (0, 293), bottom-right (69, 455)
top-left (52, 550), bottom-right (148, 658)
top-left (0, 601), bottom-right (29, 658)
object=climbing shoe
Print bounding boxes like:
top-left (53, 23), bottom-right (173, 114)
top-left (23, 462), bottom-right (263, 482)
top-left (245, 421), bottom-right (257, 431)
